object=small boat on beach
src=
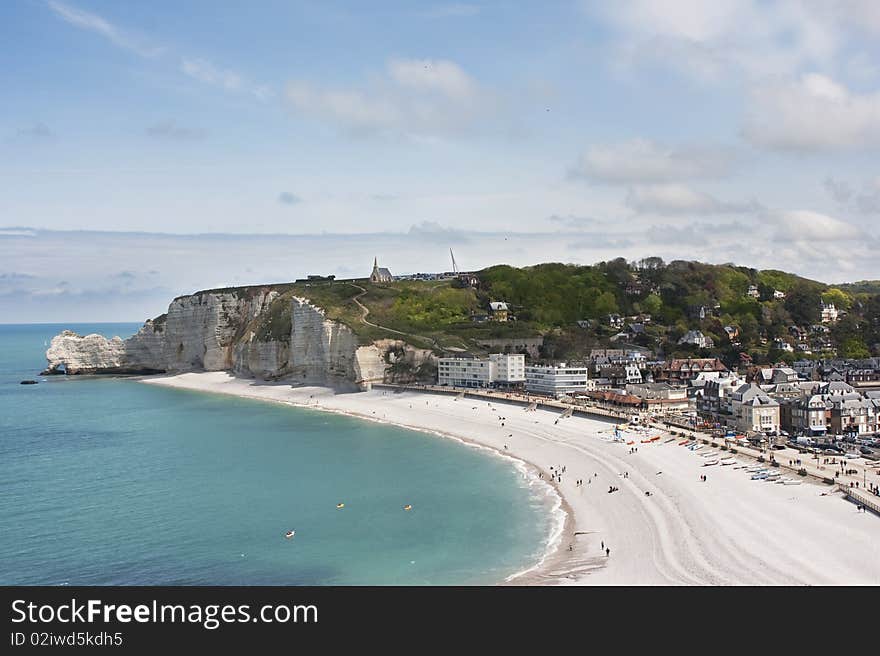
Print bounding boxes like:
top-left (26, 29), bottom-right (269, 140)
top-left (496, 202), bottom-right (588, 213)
top-left (751, 472), bottom-right (769, 480)
top-left (720, 457), bottom-right (737, 465)
top-left (703, 459), bottom-right (719, 466)
top-left (783, 479), bottom-right (802, 485)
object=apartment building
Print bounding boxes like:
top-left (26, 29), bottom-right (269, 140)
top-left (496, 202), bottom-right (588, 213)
top-left (525, 363), bottom-right (590, 398)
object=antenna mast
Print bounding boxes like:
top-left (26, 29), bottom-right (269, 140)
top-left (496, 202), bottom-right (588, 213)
top-left (450, 248), bottom-right (459, 274)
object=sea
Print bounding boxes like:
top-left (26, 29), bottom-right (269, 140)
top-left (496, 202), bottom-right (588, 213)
top-left (0, 323), bottom-right (556, 585)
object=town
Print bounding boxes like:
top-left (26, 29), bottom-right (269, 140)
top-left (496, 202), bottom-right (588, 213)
top-left (341, 254), bottom-right (880, 462)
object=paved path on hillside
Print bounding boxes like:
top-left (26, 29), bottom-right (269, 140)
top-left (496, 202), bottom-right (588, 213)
top-left (349, 283), bottom-right (444, 351)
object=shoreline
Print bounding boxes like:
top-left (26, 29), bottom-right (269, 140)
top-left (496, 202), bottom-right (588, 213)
top-left (140, 372), bottom-right (880, 585)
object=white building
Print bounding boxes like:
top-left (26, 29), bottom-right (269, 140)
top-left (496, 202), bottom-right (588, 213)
top-left (437, 357), bottom-right (495, 388)
top-left (820, 302), bottom-right (839, 323)
top-left (437, 353), bottom-right (525, 388)
top-left (489, 353), bottom-right (525, 384)
top-left (678, 330), bottom-right (714, 349)
top-left (525, 363), bottom-right (590, 398)
top-left (747, 285), bottom-right (760, 298)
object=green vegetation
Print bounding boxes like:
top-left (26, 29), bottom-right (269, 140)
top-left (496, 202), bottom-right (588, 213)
top-left (177, 258), bottom-right (879, 362)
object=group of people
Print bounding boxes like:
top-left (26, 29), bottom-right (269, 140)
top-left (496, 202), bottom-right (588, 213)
top-left (699, 474), bottom-right (708, 482)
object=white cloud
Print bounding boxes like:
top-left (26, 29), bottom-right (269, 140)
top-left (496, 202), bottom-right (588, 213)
top-left (387, 58), bottom-right (477, 100)
top-left (744, 73), bottom-right (880, 150)
top-left (587, 0), bottom-right (877, 82)
top-left (180, 58), bottom-right (242, 91)
top-left (625, 184), bottom-right (756, 215)
top-left (770, 209), bottom-right (863, 240)
top-left (285, 58), bottom-right (491, 138)
top-left (571, 139), bottom-right (736, 184)
top-left (47, 1), bottom-right (164, 58)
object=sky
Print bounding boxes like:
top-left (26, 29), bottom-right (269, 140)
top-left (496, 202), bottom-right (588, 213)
top-left (2, 0), bottom-right (880, 322)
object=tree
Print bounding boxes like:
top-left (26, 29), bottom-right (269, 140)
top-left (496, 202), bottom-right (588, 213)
top-left (840, 337), bottom-right (870, 359)
top-left (821, 288), bottom-right (852, 311)
top-left (784, 285), bottom-right (821, 326)
top-left (642, 293), bottom-right (662, 315)
top-left (594, 291), bottom-right (619, 316)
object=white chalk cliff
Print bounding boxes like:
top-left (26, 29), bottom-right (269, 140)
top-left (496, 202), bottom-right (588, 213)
top-left (43, 287), bottom-right (435, 390)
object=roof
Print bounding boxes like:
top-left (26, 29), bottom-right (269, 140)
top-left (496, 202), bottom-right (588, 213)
top-left (489, 301), bottom-right (509, 311)
top-left (666, 358), bottom-right (728, 372)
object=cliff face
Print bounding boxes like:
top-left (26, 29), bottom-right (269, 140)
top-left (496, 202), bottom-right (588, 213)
top-left (43, 288), bottom-right (436, 390)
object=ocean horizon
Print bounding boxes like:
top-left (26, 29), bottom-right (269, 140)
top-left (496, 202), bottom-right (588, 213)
top-left (0, 323), bottom-right (554, 585)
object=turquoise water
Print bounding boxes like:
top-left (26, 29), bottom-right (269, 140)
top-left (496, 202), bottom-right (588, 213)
top-left (0, 323), bottom-right (553, 585)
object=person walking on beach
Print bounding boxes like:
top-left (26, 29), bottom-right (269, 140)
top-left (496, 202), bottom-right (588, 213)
top-left (601, 540), bottom-right (604, 550)
top-left (605, 547), bottom-right (610, 557)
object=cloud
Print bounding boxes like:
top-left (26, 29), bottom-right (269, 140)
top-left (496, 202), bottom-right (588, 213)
top-left (855, 177), bottom-right (880, 213)
top-left (145, 120), bottom-right (206, 141)
top-left (278, 192), bottom-right (301, 205)
top-left (285, 58), bottom-right (492, 138)
top-left (407, 221), bottom-right (470, 243)
top-left (644, 221), bottom-right (744, 244)
top-left (587, 0), bottom-right (855, 82)
top-left (744, 73), bottom-right (880, 151)
top-left (570, 139), bottom-right (737, 184)
top-left (824, 176), bottom-right (854, 203)
top-left (625, 184), bottom-right (758, 215)
top-left (769, 209), bottom-right (863, 241)
top-left (47, 1), bottom-right (163, 58)
top-left (567, 235), bottom-right (635, 250)
top-left (179, 58), bottom-right (275, 101)
top-left (0, 272), bottom-right (37, 282)
top-left (16, 123), bottom-right (54, 139)
top-left (180, 58), bottom-right (242, 91)
top-left (547, 214), bottom-right (604, 229)
top-left (0, 228), bottom-right (37, 238)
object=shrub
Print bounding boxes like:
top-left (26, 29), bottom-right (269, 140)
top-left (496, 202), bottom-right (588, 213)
top-left (798, 468), bottom-right (808, 477)
top-left (757, 456), bottom-right (765, 463)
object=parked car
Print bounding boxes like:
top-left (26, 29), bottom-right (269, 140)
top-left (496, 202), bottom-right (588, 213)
top-left (860, 446), bottom-right (874, 455)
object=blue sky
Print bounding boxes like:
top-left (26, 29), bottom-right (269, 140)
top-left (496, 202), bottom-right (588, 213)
top-left (2, 1), bottom-right (880, 321)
